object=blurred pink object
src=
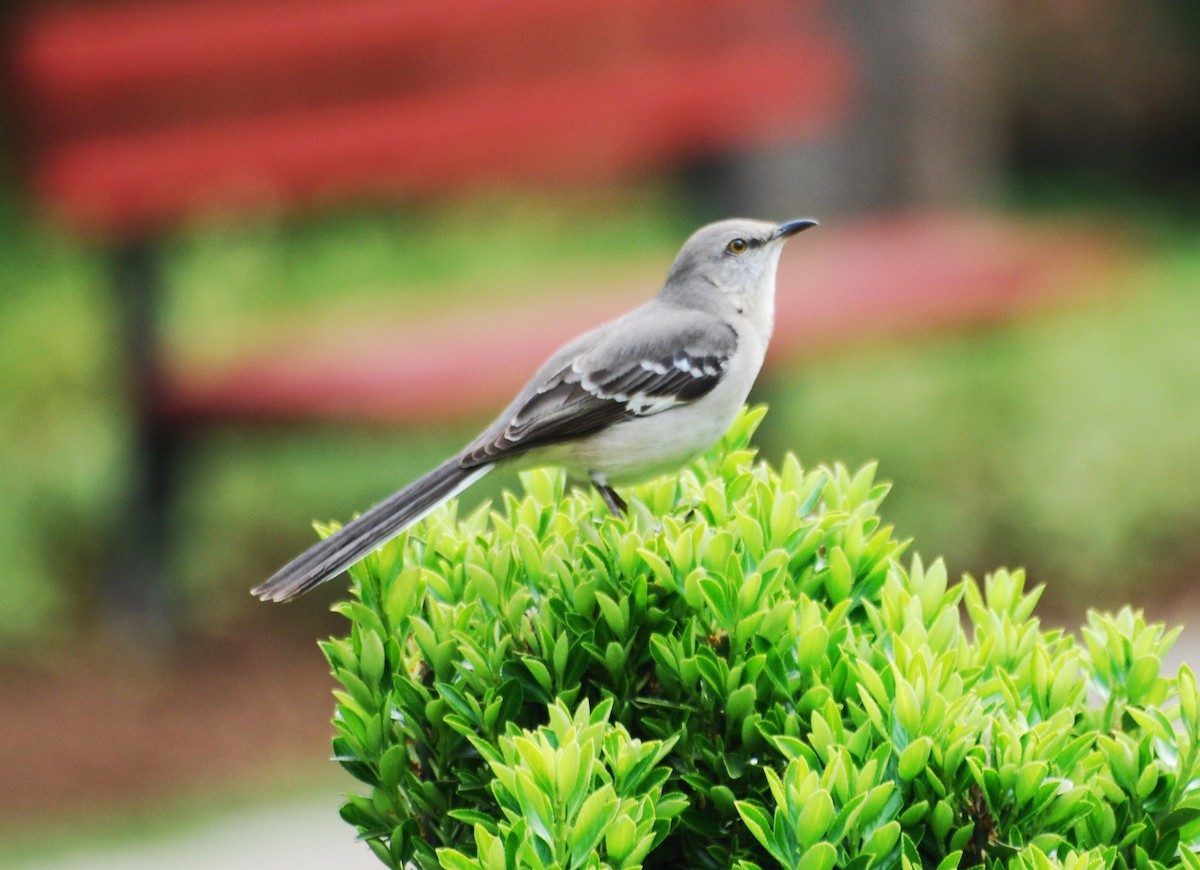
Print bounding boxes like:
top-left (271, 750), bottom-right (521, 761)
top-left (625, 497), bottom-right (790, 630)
top-left (162, 213), bottom-right (1124, 425)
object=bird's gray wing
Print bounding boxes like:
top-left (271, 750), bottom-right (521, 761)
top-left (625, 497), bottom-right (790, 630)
top-left (461, 307), bottom-right (738, 467)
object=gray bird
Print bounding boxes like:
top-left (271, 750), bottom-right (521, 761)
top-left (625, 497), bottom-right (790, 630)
top-left (253, 216), bottom-right (816, 602)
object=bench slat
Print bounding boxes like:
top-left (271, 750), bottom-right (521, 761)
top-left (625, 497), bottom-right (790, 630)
top-left (35, 38), bottom-right (852, 232)
top-left (16, 0), bottom-right (833, 141)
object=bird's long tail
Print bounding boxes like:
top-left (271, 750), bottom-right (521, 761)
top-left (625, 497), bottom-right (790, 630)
top-left (252, 456), bottom-right (492, 602)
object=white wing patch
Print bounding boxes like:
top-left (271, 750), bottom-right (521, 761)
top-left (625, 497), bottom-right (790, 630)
top-left (616, 351), bottom-right (731, 417)
top-left (626, 393), bottom-right (682, 415)
top-left (672, 350), bottom-right (722, 378)
top-left (573, 351), bottom-right (730, 416)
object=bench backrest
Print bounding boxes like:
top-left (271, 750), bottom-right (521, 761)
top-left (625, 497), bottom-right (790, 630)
top-left (11, 0), bottom-right (854, 235)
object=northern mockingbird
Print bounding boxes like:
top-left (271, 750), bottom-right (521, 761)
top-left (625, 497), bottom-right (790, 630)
top-left (254, 216), bottom-right (816, 602)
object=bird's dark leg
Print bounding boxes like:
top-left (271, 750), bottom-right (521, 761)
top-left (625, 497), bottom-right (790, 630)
top-left (592, 478), bottom-right (628, 516)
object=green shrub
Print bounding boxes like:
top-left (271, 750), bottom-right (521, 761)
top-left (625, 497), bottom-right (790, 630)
top-left (322, 407), bottom-right (1200, 869)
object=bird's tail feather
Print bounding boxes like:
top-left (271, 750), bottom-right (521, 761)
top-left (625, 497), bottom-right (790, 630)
top-left (253, 456), bottom-right (492, 602)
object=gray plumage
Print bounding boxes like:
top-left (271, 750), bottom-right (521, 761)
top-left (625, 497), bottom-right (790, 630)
top-left (253, 216), bottom-right (816, 602)
top-left (461, 307), bottom-right (738, 467)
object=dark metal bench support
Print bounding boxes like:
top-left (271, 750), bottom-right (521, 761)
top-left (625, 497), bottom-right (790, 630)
top-left (106, 241), bottom-right (177, 642)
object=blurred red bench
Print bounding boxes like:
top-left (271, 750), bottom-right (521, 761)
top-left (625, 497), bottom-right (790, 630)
top-left (14, 0), bottom-right (852, 233)
top-left (9, 0), bottom-right (855, 619)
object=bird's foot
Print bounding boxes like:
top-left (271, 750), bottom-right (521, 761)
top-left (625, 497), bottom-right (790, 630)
top-left (593, 481), bottom-right (628, 516)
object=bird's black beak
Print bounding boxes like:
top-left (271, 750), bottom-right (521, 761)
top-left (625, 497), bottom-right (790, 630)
top-left (774, 218), bottom-right (819, 239)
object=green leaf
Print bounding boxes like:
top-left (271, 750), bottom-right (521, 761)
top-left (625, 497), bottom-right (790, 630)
top-left (1179, 847), bottom-right (1200, 870)
top-left (523, 656), bottom-right (554, 698)
top-left (605, 813), bottom-right (638, 864)
top-left (378, 744), bottom-right (409, 788)
top-left (826, 547), bottom-right (853, 603)
top-left (934, 853), bottom-right (963, 870)
top-left (571, 786), bottom-right (620, 863)
top-left (799, 842), bottom-right (837, 870)
top-left (863, 820), bottom-right (901, 863)
top-left (1179, 665), bottom-right (1199, 734)
top-left (437, 848), bottom-right (480, 870)
top-left (1159, 806), bottom-right (1200, 834)
top-left (710, 785), bottom-right (738, 816)
top-left (727, 683), bottom-right (757, 724)
top-left (385, 564), bottom-right (426, 625)
top-left (605, 641), bottom-right (627, 677)
top-left (1127, 654), bottom-right (1161, 703)
top-left (638, 547), bottom-right (674, 587)
top-left (736, 801), bottom-right (776, 853)
top-left (596, 591), bottom-right (628, 638)
top-left (1015, 761), bottom-right (1049, 806)
top-left (898, 736), bottom-right (933, 782)
top-left (699, 575), bottom-right (734, 626)
top-left (797, 788), bottom-right (834, 846)
top-left (893, 678), bottom-right (921, 739)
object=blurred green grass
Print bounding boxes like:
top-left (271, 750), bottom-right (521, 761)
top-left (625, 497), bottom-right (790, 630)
top-left (2, 184), bottom-right (1198, 648)
top-left (0, 194), bottom-right (127, 642)
top-left (162, 190), bottom-right (696, 364)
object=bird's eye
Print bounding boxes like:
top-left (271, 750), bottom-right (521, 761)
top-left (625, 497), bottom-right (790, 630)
top-left (726, 238), bottom-right (748, 255)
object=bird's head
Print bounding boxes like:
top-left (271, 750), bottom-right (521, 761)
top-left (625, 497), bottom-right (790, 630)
top-left (661, 217), bottom-right (817, 315)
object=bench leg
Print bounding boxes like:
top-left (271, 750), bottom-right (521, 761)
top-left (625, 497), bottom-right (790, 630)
top-left (107, 241), bottom-right (177, 644)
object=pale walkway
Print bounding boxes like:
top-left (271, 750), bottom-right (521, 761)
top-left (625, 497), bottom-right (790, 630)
top-left (9, 796), bottom-right (378, 870)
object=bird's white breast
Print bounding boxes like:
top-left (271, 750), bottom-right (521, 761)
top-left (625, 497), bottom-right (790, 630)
top-left (543, 320), bottom-right (769, 484)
